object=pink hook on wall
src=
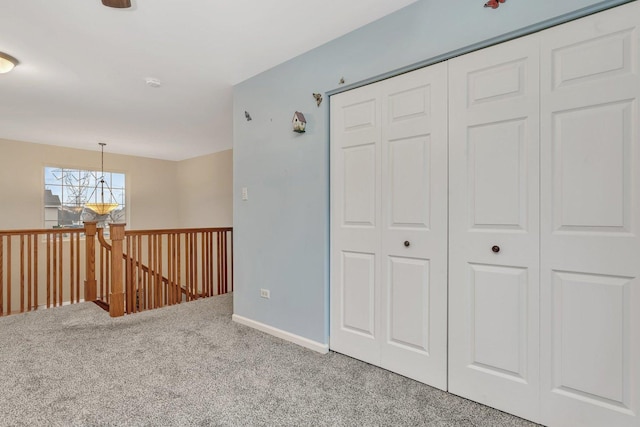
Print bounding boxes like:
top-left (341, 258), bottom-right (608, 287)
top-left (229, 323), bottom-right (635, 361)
top-left (484, 0), bottom-right (506, 9)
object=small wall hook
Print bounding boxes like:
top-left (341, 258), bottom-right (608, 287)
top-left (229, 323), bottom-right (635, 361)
top-left (312, 93), bottom-right (323, 107)
top-left (484, 0), bottom-right (505, 9)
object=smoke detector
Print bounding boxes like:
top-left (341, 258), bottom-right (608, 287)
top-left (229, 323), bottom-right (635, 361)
top-left (145, 78), bottom-right (162, 88)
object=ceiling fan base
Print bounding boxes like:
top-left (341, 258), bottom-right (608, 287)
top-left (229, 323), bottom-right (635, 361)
top-left (102, 0), bottom-right (131, 8)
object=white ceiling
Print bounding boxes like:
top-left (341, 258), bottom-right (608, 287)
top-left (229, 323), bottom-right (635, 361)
top-left (0, 0), bottom-right (417, 161)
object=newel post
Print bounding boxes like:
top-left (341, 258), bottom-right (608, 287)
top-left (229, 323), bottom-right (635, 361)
top-left (84, 221), bottom-right (98, 302)
top-left (109, 223), bottom-right (126, 317)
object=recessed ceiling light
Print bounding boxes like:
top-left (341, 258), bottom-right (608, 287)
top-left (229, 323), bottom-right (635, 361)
top-left (145, 78), bottom-right (162, 88)
top-left (0, 52), bottom-right (18, 74)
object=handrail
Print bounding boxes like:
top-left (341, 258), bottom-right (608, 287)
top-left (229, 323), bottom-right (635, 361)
top-left (124, 226), bottom-right (232, 236)
top-left (96, 228), bottom-right (112, 251)
top-left (0, 228), bottom-right (85, 236)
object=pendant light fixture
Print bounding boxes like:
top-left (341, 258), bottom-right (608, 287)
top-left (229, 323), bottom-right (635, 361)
top-left (85, 143), bottom-right (119, 215)
top-left (0, 52), bottom-right (18, 74)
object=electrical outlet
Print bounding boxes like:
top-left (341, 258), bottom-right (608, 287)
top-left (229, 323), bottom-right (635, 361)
top-left (260, 289), bottom-right (270, 299)
top-left (241, 187), bottom-right (248, 201)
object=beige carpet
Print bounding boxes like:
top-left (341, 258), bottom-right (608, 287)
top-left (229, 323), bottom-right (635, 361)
top-left (0, 294), bottom-right (539, 426)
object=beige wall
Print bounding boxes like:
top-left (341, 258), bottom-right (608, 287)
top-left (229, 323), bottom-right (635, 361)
top-left (176, 149), bottom-right (233, 228)
top-left (0, 138), bottom-right (232, 230)
top-left (0, 138), bottom-right (184, 229)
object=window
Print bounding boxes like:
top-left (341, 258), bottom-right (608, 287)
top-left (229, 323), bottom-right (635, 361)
top-left (44, 167), bottom-right (126, 229)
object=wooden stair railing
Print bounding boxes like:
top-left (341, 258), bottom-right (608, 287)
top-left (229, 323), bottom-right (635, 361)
top-left (0, 222), bottom-right (232, 318)
top-left (0, 226), bottom-right (87, 316)
top-left (94, 224), bottom-right (233, 317)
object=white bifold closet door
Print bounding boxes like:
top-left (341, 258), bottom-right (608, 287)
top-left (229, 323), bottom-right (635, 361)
top-left (330, 63), bottom-right (448, 389)
top-left (448, 35), bottom-right (541, 422)
top-left (539, 3), bottom-right (640, 427)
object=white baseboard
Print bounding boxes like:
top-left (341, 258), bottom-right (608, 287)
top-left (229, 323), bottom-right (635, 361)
top-left (232, 314), bottom-right (329, 354)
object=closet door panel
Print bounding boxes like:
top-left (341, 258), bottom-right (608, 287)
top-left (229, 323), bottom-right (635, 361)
top-left (448, 35), bottom-right (541, 422)
top-left (540, 3), bottom-right (640, 426)
top-left (330, 83), bottom-right (382, 365)
top-left (380, 63), bottom-right (449, 389)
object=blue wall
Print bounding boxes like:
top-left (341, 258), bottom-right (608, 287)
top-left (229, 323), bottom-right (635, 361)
top-left (233, 0), bottom-right (631, 345)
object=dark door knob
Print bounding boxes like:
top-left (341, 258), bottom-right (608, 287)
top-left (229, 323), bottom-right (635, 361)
top-left (404, 241), bottom-right (410, 247)
top-left (492, 245), bottom-right (500, 253)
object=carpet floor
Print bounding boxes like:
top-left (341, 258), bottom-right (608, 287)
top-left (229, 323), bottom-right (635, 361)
top-left (0, 294), bottom-right (540, 426)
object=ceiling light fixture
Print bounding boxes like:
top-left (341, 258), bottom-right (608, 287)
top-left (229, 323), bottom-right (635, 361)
top-left (0, 52), bottom-right (18, 74)
top-left (85, 143), bottom-right (119, 215)
top-left (102, 0), bottom-right (132, 8)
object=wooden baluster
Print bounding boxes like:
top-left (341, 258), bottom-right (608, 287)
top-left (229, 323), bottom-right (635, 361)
top-left (193, 233), bottom-right (198, 299)
top-left (168, 233), bottom-right (173, 305)
top-left (153, 234), bottom-right (158, 308)
top-left (109, 223), bottom-right (126, 317)
top-left (46, 234), bottom-right (50, 308)
top-left (147, 235), bottom-right (151, 310)
top-left (27, 235), bottom-right (32, 311)
top-left (158, 234), bottom-right (162, 307)
top-left (34, 235), bottom-right (38, 309)
top-left (70, 231), bottom-right (74, 304)
top-left (131, 236), bottom-right (135, 313)
top-left (130, 236), bottom-right (135, 314)
top-left (210, 232), bottom-right (214, 296)
top-left (52, 233), bottom-right (57, 307)
top-left (6, 237), bottom-right (11, 314)
top-left (174, 233), bottom-right (179, 304)
top-left (175, 233), bottom-right (179, 303)
top-left (207, 232), bottom-right (211, 297)
top-left (217, 232), bottom-right (221, 295)
top-left (100, 245), bottom-right (104, 301)
top-left (58, 232), bottom-right (63, 306)
top-left (20, 236), bottom-right (25, 313)
top-left (223, 231), bottom-right (227, 294)
top-left (200, 231), bottom-right (205, 298)
top-left (223, 231), bottom-right (228, 294)
top-left (185, 233), bottom-right (190, 301)
top-left (150, 234), bottom-right (155, 308)
top-left (137, 235), bottom-right (142, 311)
top-left (167, 234), bottom-right (171, 305)
top-left (203, 232), bottom-right (207, 297)
top-left (206, 232), bottom-right (211, 297)
top-left (84, 222), bottom-right (97, 302)
top-left (75, 233), bottom-right (80, 304)
top-left (177, 233), bottom-right (182, 302)
top-left (124, 236), bottom-right (130, 314)
top-left (219, 231), bottom-right (224, 294)
top-left (203, 232), bottom-right (208, 297)
top-left (106, 246), bottom-right (110, 304)
top-left (190, 233), bottom-right (195, 300)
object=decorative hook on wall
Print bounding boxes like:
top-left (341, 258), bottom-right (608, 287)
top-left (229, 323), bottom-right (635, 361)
top-left (312, 93), bottom-right (323, 107)
top-left (484, 0), bottom-right (505, 9)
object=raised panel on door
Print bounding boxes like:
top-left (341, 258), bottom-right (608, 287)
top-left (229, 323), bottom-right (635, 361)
top-left (448, 35), bottom-right (540, 422)
top-left (540, 3), bottom-right (640, 426)
top-left (330, 83), bottom-right (382, 364)
top-left (469, 264), bottom-right (528, 381)
top-left (380, 63), bottom-right (448, 390)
